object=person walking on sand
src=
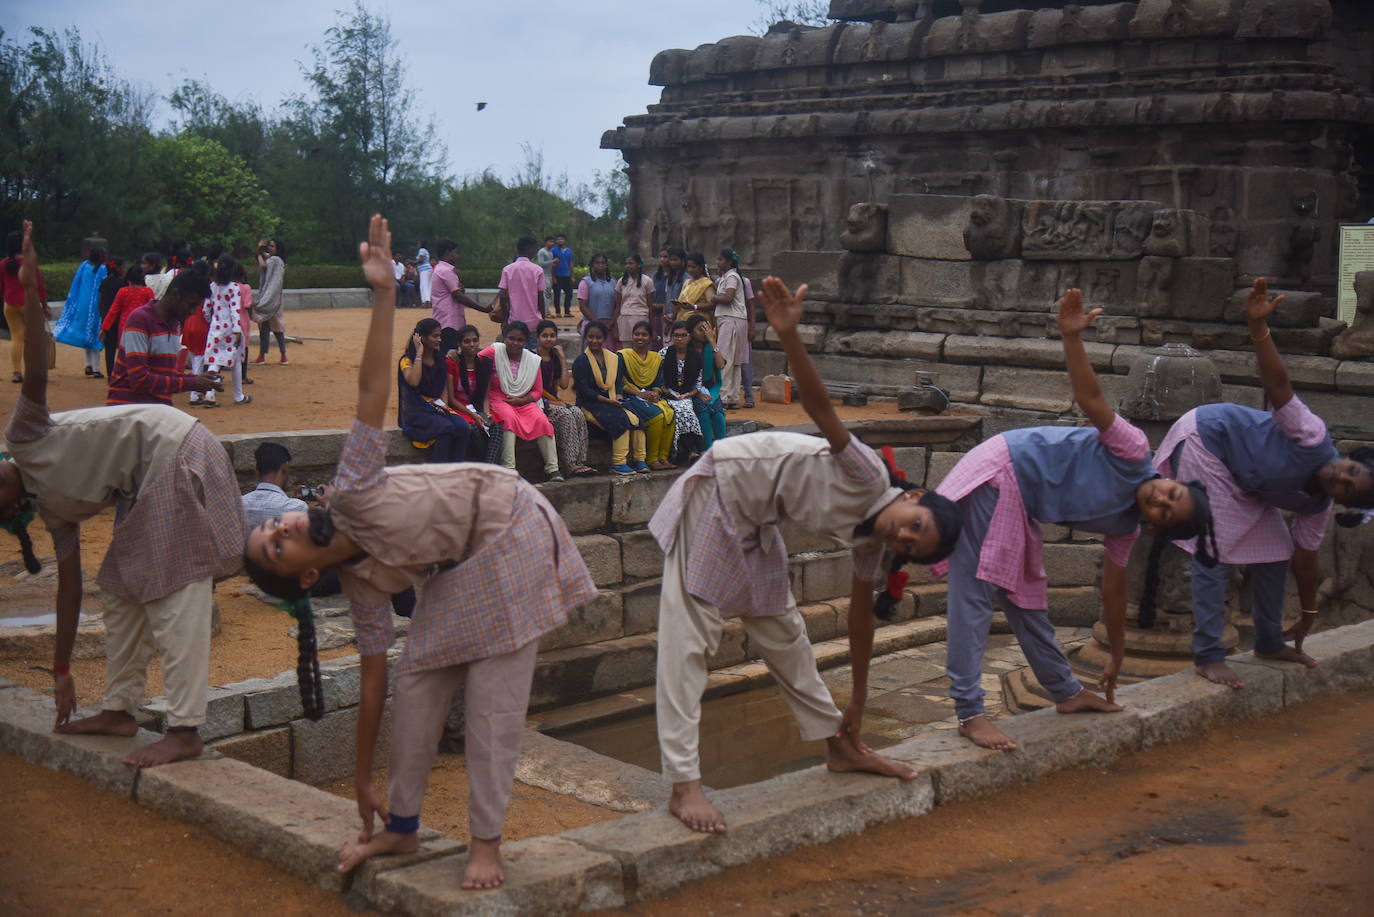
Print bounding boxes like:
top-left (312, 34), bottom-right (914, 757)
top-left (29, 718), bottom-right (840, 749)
top-left (649, 276), bottom-right (964, 834)
top-left (1150, 278), bottom-right (1374, 690)
top-left (933, 289), bottom-right (1218, 752)
top-left (1, 229), bottom-right (49, 384)
top-left (0, 222), bottom-right (242, 768)
top-left (252, 238), bottom-right (288, 364)
top-left (243, 215), bottom-right (597, 890)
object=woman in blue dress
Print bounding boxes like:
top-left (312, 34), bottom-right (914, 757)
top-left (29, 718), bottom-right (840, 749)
top-left (53, 247), bottom-right (108, 379)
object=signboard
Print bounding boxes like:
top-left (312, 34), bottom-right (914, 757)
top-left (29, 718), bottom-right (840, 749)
top-left (1338, 223), bottom-right (1374, 324)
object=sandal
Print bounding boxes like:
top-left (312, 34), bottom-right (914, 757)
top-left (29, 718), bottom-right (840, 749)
top-left (10, 373), bottom-right (20, 383)
top-left (87, 370), bottom-right (104, 379)
top-left (234, 394), bottom-right (253, 405)
top-left (573, 465), bottom-right (598, 476)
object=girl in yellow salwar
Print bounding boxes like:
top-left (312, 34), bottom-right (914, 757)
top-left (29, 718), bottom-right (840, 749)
top-left (619, 320), bottom-right (676, 470)
top-left (670, 252), bottom-right (716, 323)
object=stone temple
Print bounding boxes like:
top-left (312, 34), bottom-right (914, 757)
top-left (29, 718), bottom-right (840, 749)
top-left (603, 0), bottom-right (1374, 442)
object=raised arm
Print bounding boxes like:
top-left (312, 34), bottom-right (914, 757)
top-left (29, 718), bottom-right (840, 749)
top-left (759, 277), bottom-right (851, 454)
top-left (1244, 277), bottom-right (1293, 409)
top-left (356, 216), bottom-right (397, 429)
top-left (17, 222), bottom-right (48, 405)
top-left (1057, 288), bottom-right (1115, 432)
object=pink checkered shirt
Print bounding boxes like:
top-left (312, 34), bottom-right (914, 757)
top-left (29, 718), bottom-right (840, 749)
top-left (331, 420), bottom-right (596, 672)
top-left (932, 416), bottom-right (1147, 609)
top-left (499, 257), bottom-right (546, 327)
top-left (1154, 397), bottom-right (1333, 564)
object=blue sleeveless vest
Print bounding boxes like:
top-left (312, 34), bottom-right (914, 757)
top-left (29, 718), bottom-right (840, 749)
top-left (1004, 426), bottom-right (1155, 534)
top-left (1195, 403), bottom-right (1336, 515)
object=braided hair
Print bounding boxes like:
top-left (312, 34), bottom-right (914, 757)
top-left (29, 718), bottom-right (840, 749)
top-left (872, 447), bottom-right (963, 620)
top-left (0, 455), bottom-right (40, 574)
top-left (242, 552), bottom-right (327, 721)
top-left (1137, 480), bottom-right (1220, 630)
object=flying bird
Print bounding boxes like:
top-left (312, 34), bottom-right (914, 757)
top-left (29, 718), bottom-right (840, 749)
top-left (475, 102), bottom-right (487, 111)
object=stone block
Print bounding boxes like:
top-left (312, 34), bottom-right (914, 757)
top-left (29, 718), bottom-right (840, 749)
top-left (327, 288), bottom-right (370, 309)
top-left (887, 195), bottom-right (975, 261)
top-left (541, 590), bottom-right (623, 652)
top-left (925, 452), bottom-right (962, 489)
top-left (539, 477), bottom-right (609, 534)
top-left (561, 764), bottom-right (934, 901)
top-left (575, 534), bottom-right (623, 587)
top-left (1167, 258), bottom-right (1234, 321)
top-left (824, 329), bottom-right (945, 360)
top-left (244, 672), bottom-right (304, 729)
top-left (839, 252), bottom-right (904, 304)
top-left (1264, 620), bottom-right (1374, 706)
top-left (1236, 0), bottom-right (1331, 38)
top-left (999, 704), bottom-right (1141, 782)
top-left (778, 518), bottom-right (835, 555)
top-left (1205, 349), bottom-right (1336, 390)
top-left (887, 729), bottom-right (1030, 805)
top-left (320, 658), bottom-right (363, 709)
top-left (610, 470), bottom-right (684, 527)
top-left (137, 756), bottom-right (366, 891)
top-left (761, 323), bottom-right (826, 351)
top-left (1115, 659), bottom-right (1284, 749)
top-left (980, 366), bottom-right (1074, 413)
top-left (800, 552), bottom-right (852, 604)
top-left (372, 836), bottom-right (624, 916)
top-left (291, 705), bottom-right (391, 786)
top-left (801, 603), bottom-right (838, 643)
top-left (1046, 587), bottom-right (1103, 628)
top-left (924, 9), bottom-right (1032, 55)
top-left (140, 684), bottom-right (245, 741)
top-left (516, 729), bottom-right (662, 812)
top-left (1028, 2), bottom-right (1135, 47)
top-left (899, 258), bottom-right (975, 307)
top-left (0, 687), bottom-right (161, 797)
top-left (1022, 201), bottom-right (1159, 261)
top-left (808, 353), bottom-right (939, 396)
top-left (771, 251), bottom-right (842, 301)
top-left (621, 580), bottom-right (662, 636)
top-left (1222, 288), bottom-right (1324, 327)
top-left (349, 836), bottom-right (467, 904)
top-left (1130, 0), bottom-right (1243, 38)
top-left (907, 362), bottom-right (983, 403)
top-left (1043, 543), bottom-right (1103, 587)
top-left (709, 619), bottom-right (748, 669)
top-left (1335, 362), bottom-right (1374, 395)
top-left (210, 727), bottom-right (291, 777)
top-left (889, 446), bottom-right (928, 487)
top-left (1296, 391), bottom-right (1369, 438)
top-left (752, 349), bottom-right (787, 378)
top-left (944, 335), bottom-right (1115, 371)
top-left (615, 530), bottom-right (664, 580)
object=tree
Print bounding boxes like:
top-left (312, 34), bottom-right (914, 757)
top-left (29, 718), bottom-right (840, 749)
top-left (144, 134), bottom-right (277, 255)
top-left (751, 0), bottom-right (830, 34)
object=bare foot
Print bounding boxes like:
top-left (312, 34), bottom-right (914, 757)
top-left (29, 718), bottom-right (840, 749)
top-left (337, 829), bottom-right (419, 873)
top-left (461, 837), bottom-right (505, 890)
top-left (825, 733), bottom-right (918, 780)
top-left (1255, 646), bottom-right (1318, 667)
top-left (668, 780), bottom-right (727, 833)
top-left (958, 715), bottom-right (1017, 751)
top-left (56, 709), bottom-right (139, 737)
top-left (1195, 661), bottom-right (1245, 689)
top-left (123, 729), bottom-right (203, 767)
top-left (1055, 689), bottom-right (1123, 714)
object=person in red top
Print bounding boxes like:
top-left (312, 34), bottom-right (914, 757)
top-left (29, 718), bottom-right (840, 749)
top-left (2, 229), bottom-right (49, 383)
top-left (106, 271), bottom-right (223, 406)
top-left (102, 267), bottom-right (153, 340)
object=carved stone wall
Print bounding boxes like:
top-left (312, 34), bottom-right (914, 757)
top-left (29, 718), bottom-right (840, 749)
top-left (605, 0), bottom-right (1374, 306)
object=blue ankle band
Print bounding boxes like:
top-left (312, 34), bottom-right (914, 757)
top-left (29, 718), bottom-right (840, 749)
top-left (388, 814), bottom-right (420, 835)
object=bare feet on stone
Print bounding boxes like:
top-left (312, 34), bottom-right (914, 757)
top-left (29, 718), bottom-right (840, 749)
top-left (958, 715), bottom-right (1017, 751)
top-left (461, 837), bottom-right (505, 890)
top-left (825, 733), bottom-right (918, 780)
top-left (55, 709), bottom-right (139, 737)
top-left (1195, 662), bottom-right (1245, 689)
top-left (1056, 689), bottom-right (1123, 714)
top-left (123, 729), bottom-right (202, 766)
top-left (669, 780), bottom-right (727, 834)
top-left (1256, 646), bottom-right (1319, 667)
top-left (337, 829), bottom-right (419, 873)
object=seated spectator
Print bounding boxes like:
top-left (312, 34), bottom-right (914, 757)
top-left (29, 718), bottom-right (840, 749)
top-left (534, 319), bottom-right (595, 476)
top-left (241, 442), bottom-right (307, 531)
top-left (574, 321), bottom-right (645, 476)
top-left (480, 321), bottom-right (561, 481)
top-left (656, 320), bottom-right (706, 463)
top-left (686, 313), bottom-right (727, 448)
top-left (398, 318), bottom-right (470, 463)
top-left (619, 320), bottom-right (675, 470)
top-left (445, 324), bottom-right (495, 460)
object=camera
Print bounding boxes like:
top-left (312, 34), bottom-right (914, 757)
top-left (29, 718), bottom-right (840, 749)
top-left (297, 486), bottom-right (323, 501)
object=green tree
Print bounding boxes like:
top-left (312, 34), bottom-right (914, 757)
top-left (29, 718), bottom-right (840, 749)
top-left (751, 0), bottom-right (830, 34)
top-left (144, 134), bottom-right (277, 255)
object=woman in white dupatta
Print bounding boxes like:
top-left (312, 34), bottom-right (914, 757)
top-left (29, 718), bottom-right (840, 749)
top-left (479, 321), bottom-right (562, 481)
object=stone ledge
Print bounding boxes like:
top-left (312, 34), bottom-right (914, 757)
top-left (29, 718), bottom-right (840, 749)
top-left (515, 729), bottom-right (663, 813)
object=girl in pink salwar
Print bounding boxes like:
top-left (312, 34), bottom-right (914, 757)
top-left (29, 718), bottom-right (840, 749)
top-left (479, 321), bottom-right (560, 481)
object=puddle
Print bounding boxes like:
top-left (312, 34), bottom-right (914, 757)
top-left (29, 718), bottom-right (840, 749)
top-left (0, 613), bottom-right (89, 628)
top-left (560, 685), bottom-right (895, 789)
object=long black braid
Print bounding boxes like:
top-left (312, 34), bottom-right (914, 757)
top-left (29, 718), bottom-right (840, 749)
top-left (288, 597), bottom-right (326, 721)
top-left (871, 447), bottom-right (963, 620)
top-left (1137, 479), bottom-right (1220, 629)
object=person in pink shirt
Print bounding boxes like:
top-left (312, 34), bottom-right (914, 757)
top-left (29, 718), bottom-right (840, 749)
top-left (429, 239), bottom-right (490, 354)
top-left (934, 288), bottom-right (1216, 752)
top-left (495, 237), bottom-right (546, 328)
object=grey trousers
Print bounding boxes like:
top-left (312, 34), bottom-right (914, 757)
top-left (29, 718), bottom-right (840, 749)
top-left (1191, 557), bottom-right (1289, 665)
top-left (946, 484), bottom-right (1084, 720)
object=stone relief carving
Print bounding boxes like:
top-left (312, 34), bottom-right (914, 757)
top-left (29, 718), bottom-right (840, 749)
top-left (1331, 270), bottom-right (1374, 360)
top-left (1138, 256), bottom-right (1175, 316)
top-left (963, 194), bottom-right (1021, 261)
top-left (797, 205), bottom-right (825, 251)
top-left (1022, 201), bottom-right (1158, 261)
top-left (840, 203), bottom-right (889, 252)
top-left (1283, 190), bottom-right (1320, 285)
top-left (1209, 206), bottom-right (1239, 259)
top-left (1143, 209), bottom-right (1189, 257)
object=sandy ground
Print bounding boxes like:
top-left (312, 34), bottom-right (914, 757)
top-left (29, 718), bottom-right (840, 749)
top-left (620, 689), bottom-right (1374, 917)
top-left (321, 754), bottom-right (623, 843)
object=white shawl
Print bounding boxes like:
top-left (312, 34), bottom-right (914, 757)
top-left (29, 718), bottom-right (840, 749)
top-left (495, 342), bottom-right (541, 397)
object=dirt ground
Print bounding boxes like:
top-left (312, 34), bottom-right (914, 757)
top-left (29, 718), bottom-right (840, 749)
top-left (321, 753), bottom-right (623, 843)
top-left (621, 689), bottom-right (1374, 917)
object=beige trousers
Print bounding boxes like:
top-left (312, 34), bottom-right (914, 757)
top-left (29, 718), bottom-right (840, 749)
top-left (101, 577), bottom-right (213, 728)
top-left (5, 304), bottom-right (26, 375)
top-left (656, 484), bottom-right (843, 783)
top-left (387, 638), bottom-right (539, 841)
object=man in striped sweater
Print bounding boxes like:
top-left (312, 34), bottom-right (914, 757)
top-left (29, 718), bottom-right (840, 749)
top-left (107, 270), bottom-right (222, 406)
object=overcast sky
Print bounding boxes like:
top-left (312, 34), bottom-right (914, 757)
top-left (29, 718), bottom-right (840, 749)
top-left (4, 1), bottom-right (774, 191)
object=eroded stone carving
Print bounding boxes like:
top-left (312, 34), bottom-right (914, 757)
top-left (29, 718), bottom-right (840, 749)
top-left (1143, 209), bottom-right (1189, 257)
top-left (1022, 201), bottom-right (1158, 261)
top-left (1139, 256), bottom-right (1176, 316)
top-left (963, 194), bottom-right (1021, 260)
top-left (1331, 270), bottom-right (1374, 360)
top-left (840, 203), bottom-right (889, 252)
top-left (1283, 189), bottom-right (1321, 285)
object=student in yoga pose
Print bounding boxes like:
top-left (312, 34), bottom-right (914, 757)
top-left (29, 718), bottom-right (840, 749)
top-left (243, 215), bottom-right (596, 890)
top-left (1152, 277), bottom-right (1374, 689)
top-left (935, 288), bottom-right (1217, 751)
top-left (650, 277), bottom-right (963, 834)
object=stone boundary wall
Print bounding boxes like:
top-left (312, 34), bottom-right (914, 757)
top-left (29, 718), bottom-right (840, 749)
top-left (39, 287), bottom-right (500, 320)
top-left (3, 620), bottom-right (1371, 914)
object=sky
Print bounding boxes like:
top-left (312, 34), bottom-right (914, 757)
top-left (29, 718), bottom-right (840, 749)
top-left (4, 0), bottom-right (776, 191)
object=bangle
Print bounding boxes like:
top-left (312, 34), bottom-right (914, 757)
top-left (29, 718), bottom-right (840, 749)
top-left (53, 662), bottom-right (70, 676)
top-left (1301, 609), bottom-right (1318, 616)
top-left (1250, 326), bottom-right (1271, 343)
